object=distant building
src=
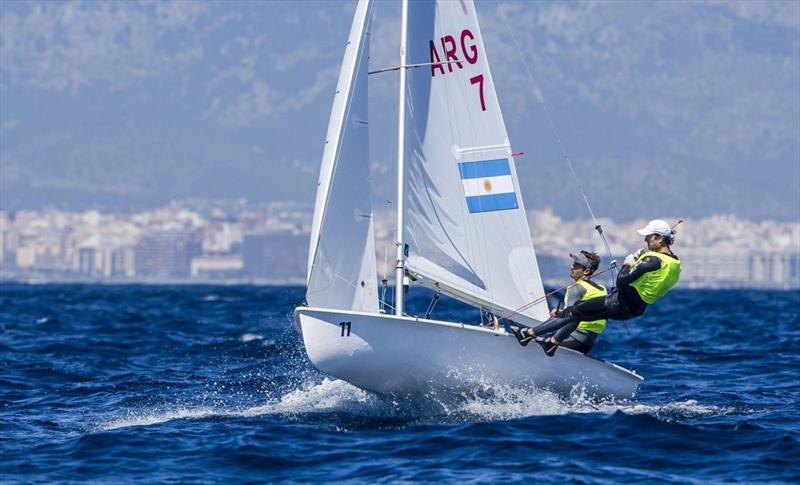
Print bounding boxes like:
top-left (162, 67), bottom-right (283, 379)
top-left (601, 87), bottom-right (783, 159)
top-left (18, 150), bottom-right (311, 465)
top-left (15, 247), bottom-right (36, 268)
top-left (110, 247), bottom-right (136, 277)
top-left (679, 248), bottom-right (800, 289)
top-left (134, 230), bottom-right (201, 278)
top-left (2, 228), bottom-right (19, 267)
top-left (78, 247), bottom-right (97, 275)
top-left (190, 255), bottom-right (243, 279)
top-left (243, 232), bottom-right (307, 281)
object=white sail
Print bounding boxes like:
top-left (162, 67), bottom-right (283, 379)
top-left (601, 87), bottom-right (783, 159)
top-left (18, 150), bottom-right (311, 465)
top-left (306, 0), bottom-right (378, 312)
top-left (403, 0), bottom-right (548, 323)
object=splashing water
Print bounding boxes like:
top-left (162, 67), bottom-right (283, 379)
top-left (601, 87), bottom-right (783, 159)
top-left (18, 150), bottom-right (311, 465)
top-left (97, 376), bottom-right (734, 434)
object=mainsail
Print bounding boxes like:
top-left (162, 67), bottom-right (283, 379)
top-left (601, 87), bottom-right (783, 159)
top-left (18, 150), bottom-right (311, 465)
top-left (306, 0), bottom-right (378, 312)
top-left (403, 0), bottom-right (549, 323)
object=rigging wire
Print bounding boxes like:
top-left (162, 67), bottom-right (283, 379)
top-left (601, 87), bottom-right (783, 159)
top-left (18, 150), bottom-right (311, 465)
top-left (377, 55), bottom-right (401, 314)
top-left (498, 263), bottom-right (616, 322)
top-left (495, 0), bottom-right (618, 284)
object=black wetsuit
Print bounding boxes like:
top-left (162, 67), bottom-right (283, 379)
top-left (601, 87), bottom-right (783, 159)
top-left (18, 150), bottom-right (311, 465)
top-left (560, 330), bottom-right (598, 354)
top-left (533, 255), bottom-right (664, 342)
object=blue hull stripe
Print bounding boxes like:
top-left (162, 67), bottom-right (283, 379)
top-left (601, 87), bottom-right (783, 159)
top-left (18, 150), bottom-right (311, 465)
top-left (465, 193), bottom-right (518, 213)
top-left (458, 159), bottom-right (511, 180)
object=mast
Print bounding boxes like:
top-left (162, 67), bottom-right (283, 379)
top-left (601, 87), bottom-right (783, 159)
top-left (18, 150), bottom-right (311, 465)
top-left (394, 0), bottom-right (409, 316)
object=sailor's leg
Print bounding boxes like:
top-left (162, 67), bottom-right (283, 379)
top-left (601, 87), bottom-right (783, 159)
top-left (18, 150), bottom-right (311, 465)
top-left (560, 331), bottom-right (596, 354)
top-left (566, 294), bottom-right (612, 321)
top-left (565, 330), bottom-right (598, 353)
top-left (552, 319), bottom-right (580, 343)
top-left (525, 316), bottom-right (577, 357)
top-left (531, 316), bottom-right (574, 336)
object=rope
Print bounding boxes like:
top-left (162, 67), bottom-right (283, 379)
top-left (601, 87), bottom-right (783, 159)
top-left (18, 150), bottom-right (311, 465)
top-left (495, 0), bottom-right (617, 280)
top-left (498, 263), bottom-right (617, 322)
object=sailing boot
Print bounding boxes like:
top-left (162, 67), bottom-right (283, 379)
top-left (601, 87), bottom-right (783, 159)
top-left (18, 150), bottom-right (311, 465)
top-left (536, 337), bottom-right (559, 357)
top-left (509, 324), bottom-right (533, 347)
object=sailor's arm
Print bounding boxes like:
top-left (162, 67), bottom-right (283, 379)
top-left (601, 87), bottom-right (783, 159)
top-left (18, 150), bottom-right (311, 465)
top-left (564, 285), bottom-right (585, 307)
top-left (553, 285), bottom-right (585, 317)
top-left (617, 256), bottom-right (661, 286)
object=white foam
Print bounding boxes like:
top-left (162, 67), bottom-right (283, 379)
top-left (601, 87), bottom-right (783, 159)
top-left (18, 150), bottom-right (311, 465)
top-left (97, 379), bottom-right (384, 431)
top-left (101, 407), bottom-right (219, 431)
top-left (240, 378), bottom-right (384, 417)
top-left (614, 399), bottom-right (734, 418)
top-left (240, 333), bottom-right (264, 343)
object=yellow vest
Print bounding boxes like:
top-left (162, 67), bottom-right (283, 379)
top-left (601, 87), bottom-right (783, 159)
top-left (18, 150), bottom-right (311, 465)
top-left (630, 251), bottom-right (682, 304)
top-left (566, 279), bottom-right (608, 334)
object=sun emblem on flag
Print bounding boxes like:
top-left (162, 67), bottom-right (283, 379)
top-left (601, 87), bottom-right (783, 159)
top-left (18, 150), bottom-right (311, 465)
top-left (458, 159), bottom-right (519, 213)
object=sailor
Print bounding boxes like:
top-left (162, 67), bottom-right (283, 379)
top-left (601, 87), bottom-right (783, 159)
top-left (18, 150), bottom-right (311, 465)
top-left (550, 250), bottom-right (607, 354)
top-left (510, 219), bottom-right (681, 356)
top-left (511, 250), bottom-right (606, 353)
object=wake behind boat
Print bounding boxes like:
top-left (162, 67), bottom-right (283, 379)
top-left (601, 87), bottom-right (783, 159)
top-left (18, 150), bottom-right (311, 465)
top-left (295, 0), bottom-right (643, 401)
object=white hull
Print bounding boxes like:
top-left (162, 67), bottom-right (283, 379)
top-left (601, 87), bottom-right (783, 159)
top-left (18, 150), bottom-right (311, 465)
top-left (295, 307), bottom-right (643, 401)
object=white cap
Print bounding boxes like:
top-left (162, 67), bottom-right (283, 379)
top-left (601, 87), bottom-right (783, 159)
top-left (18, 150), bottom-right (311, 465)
top-left (637, 219), bottom-right (672, 236)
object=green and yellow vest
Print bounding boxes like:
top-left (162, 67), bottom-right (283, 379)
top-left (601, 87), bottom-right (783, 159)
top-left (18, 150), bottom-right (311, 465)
top-left (630, 251), bottom-right (682, 304)
top-left (566, 279), bottom-right (608, 334)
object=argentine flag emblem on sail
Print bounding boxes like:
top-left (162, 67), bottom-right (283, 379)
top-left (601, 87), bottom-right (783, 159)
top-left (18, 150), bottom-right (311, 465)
top-left (458, 159), bottom-right (519, 213)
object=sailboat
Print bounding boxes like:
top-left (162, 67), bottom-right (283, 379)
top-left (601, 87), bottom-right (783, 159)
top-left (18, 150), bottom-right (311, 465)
top-left (294, 0), bottom-right (643, 400)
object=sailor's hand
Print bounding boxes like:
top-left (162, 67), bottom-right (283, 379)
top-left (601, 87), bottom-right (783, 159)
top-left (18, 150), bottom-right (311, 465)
top-left (633, 248), bottom-right (646, 259)
top-left (624, 253), bottom-right (636, 266)
top-left (550, 308), bottom-right (558, 317)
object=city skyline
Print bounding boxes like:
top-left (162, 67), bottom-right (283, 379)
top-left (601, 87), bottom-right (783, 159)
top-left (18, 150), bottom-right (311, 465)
top-left (2, 200), bottom-right (798, 289)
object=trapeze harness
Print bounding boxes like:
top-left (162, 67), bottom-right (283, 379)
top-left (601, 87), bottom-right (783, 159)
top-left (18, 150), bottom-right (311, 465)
top-left (533, 251), bottom-right (682, 345)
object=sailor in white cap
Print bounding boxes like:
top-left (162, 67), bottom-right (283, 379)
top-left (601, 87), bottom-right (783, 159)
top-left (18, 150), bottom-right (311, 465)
top-left (510, 219), bottom-right (682, 356)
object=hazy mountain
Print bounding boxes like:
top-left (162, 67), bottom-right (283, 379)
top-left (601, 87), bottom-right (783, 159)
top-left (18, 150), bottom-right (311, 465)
top-left (1, 1), bottom-right (798, 221)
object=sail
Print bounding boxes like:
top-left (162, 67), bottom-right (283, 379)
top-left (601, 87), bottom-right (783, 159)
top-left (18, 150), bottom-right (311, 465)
top-left (403, 0), bottom-right (549, 323)
top-left (306, 0), bottom-right (378, 312)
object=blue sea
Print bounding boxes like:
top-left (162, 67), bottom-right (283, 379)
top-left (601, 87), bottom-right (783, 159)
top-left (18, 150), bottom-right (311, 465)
top-left (2, 284), bottom-right (799, 483)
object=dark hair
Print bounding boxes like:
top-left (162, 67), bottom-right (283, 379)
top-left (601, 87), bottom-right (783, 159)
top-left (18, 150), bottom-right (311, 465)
top-left (654, 231), bottom-right (675, 247)
top-left (581, 250), bottom-right (601, 274)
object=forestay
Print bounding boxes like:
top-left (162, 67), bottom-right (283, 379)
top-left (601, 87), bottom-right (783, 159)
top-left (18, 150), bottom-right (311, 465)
top-left (403, 0), bottom-right (548, 323)
top-left (306, 0), bottom-right (378, 312)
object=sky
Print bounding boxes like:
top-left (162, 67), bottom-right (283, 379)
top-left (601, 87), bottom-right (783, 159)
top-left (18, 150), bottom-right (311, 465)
top-left (1, 0), bottom-right (798, 222)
